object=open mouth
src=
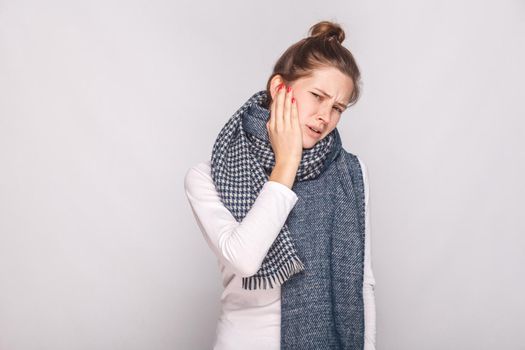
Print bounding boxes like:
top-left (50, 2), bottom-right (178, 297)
top-left (308, 126), bottom-right (322, 134)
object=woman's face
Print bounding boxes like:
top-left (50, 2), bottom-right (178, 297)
top-left (270, 66), bottom-right (354, 149)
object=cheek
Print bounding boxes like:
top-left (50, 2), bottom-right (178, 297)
top-left (295, 98), bottom-right (315, 125)
top-left (331, 115), bottom-right (341, 127)
top-left (297, 113), bottom-right (308, 127)
top-left (324, 118), bottom-right (340, 135)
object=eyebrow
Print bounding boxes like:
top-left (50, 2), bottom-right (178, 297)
top-left (313, 88), bottom-right (350, 110)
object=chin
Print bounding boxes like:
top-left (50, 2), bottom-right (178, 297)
top-left (301, 127), bottom-right (327, 149)
top-left (302, 140), bottom-right (318, 150)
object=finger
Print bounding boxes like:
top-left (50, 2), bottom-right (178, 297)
top-left (283, 86), bottom-right (292, 128)
top-left (291, 95), bottom-right (299, 123)
top-left (275, 83), bottom-right (285, 131)
top-left (269, 86), bottom-right (277, 130)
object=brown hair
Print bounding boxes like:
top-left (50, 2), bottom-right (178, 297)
top-left (262, 20), bottom-right (361, 110)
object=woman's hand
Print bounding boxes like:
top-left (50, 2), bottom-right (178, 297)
top-left (266, 83), bottom-right (303, 189)
top-left (266, 83), bottom-right (303, 167)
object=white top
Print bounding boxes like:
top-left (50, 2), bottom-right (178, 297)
top-left (184, 158), bottom-right (376, 349)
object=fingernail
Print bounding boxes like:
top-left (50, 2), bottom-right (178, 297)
top-left (278, 84), bottom-right (284, 91)
top-left (286, 85), bottom-right (291, 92)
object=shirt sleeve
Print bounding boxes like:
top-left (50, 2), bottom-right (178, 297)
top-left (184, 163), bottom-right (300, 277)
top-left (358, 157), bottom-right (377, 350)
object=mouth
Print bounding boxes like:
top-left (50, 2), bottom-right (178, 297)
top-left (307, 125), bottom-right (322, 138)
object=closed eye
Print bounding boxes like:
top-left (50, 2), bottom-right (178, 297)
top-left (311, 92), bottom-right (343, 113)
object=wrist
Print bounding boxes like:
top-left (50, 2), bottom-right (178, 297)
top-left (269, 162), bottom-right (299, 189)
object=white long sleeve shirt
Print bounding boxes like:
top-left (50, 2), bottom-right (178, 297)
top-left (184, 158), bottom-right (376, 349)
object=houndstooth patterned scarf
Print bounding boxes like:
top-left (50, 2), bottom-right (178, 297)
top-left (210, 90), bottom-right (336, 290)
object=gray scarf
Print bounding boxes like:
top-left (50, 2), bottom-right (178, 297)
top-left (211, 90), bottom-right (366, 349)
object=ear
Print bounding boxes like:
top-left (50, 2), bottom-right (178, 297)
top-left (269, 75), bottom-right (285, 100)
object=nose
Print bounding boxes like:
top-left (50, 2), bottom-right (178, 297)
top-left (316, 105), bottom-right (332, 125)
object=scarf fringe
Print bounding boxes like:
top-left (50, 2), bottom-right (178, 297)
top-left (242, 256), bottom-right (306, 290)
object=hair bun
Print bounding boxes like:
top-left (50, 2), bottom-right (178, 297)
top-left (308, 21), bottom-right (345, 44)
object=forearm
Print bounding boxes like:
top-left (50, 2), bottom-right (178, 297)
top-left (268, 161), bottom-right (300, 189)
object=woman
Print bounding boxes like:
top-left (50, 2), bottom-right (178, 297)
top-left (184, 21), bottom-right (376, 350)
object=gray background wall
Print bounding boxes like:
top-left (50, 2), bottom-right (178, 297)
top-left (1, 0), bottom-right (524, 349)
